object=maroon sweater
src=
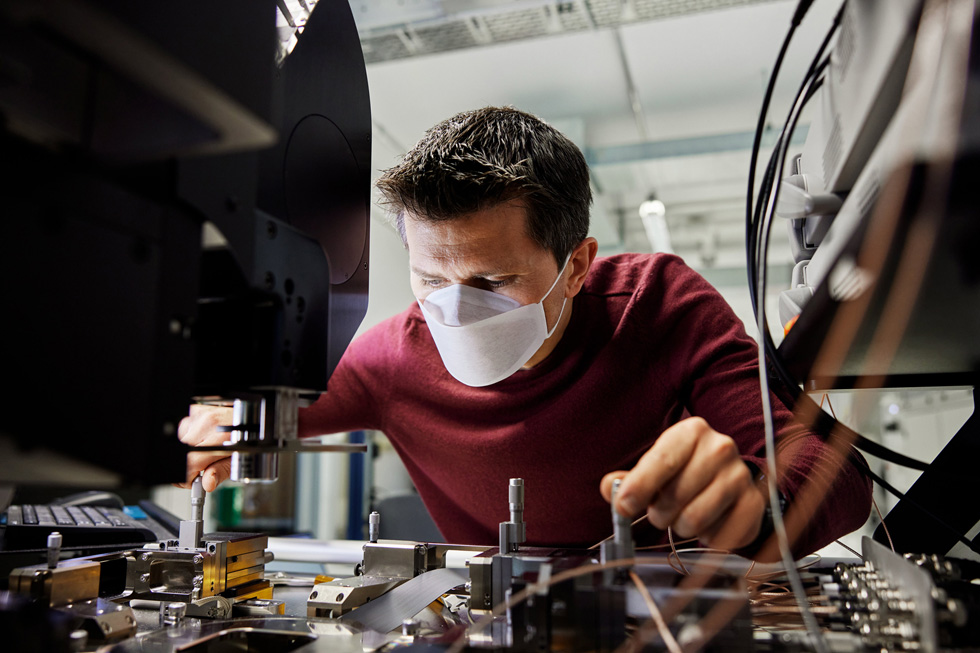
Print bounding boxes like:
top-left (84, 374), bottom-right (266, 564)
top-left (300, 253), bottom-right (871, 553)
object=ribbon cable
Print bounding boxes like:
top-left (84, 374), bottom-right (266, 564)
top-left (340, 567), bottom-right (468, 633)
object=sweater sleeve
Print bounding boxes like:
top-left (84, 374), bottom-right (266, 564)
top-left (649, 257), bottom-right (872, 557)
top-left (297, 323), bottom-right (388, 437)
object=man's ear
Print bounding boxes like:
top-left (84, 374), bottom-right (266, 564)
top-left (565, 237), bottom-right (598, 297)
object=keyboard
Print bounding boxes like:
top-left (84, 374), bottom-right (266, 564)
top-left (2, 504), bottom-right (162, 550)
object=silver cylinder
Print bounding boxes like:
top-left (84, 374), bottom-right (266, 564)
top-left (499, 478), bottom-right (526, 554)
top-left (47, 531), bottom-right (62, 569)
top-left (368, 511), bottom-right (380, 543)
top-left (508, 478), bottom-right (525, 523)
top-left (229, 398), bottom-right (278, 483)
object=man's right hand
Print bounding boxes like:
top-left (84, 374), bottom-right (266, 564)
top-left (176, 404), bottom-right (235, 492)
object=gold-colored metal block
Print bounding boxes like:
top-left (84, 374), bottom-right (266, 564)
top-left (205, 533), bottom-right (268, 558)
top-left (8, 560), bottom-right (101, 607)
top-left (225, 549), bottom-right (269, 573)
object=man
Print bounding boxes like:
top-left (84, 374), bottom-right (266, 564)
top-left (181, 106), bottom-right (871, 559)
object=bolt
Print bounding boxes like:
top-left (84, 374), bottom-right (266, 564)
top-left (310, 591), bottom-right (318, 600)
top-left (140, 573), bottom-right (150, 583)
top-left (336, 593), bottom-right (345, 601)
top-left (141, 553), bottom-right (150, 562)
top-left (193, 554), bottom-right (204, 564)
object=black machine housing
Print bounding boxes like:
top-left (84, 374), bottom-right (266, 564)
top-left (0, 0), bottom-right (372, 485)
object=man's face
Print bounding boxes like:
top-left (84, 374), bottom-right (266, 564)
top-left (405, 200), bottom-right (570, 365)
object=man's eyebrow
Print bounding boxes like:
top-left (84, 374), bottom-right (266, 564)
top-left (410, 265), bottom-right (518, 279)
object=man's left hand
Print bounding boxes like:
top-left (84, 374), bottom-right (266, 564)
top-left (600, 417), bottom-right (766, 552)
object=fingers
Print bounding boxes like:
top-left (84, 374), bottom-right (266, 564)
top-left (175, 404), bottom-right (235, 490)
top-left (696, 482), bottom-right (766, 551)
top-left (178, 404), bottom-right (233, 445)
top-left (645, 430), bottom-right (741, 530)
top-left (202, 458), bottom-right (232, 493)
top-left (667, 459), bottom-right (756, 541)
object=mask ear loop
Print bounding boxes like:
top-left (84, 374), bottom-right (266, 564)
top-left (542, 254), bottom-right (572, 337)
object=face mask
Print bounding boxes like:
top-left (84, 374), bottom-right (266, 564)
top-left (418, 256), bottom-right (570, 387)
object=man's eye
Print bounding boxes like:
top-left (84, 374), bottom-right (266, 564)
top-left (485, 279), bottom-right (509, 289)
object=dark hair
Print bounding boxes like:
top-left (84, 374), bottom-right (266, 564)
top-left (377, 106), bottom-right (592, 266)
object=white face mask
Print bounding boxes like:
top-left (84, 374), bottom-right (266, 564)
top-left (418, 257), bottom-right (570, 387)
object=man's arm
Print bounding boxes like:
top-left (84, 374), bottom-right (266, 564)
top-left (597, 257), bottom-right (871, 560)
top-left (175, 324), bottom-right (386, 491)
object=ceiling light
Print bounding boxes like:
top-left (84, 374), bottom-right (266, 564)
top-left (638, 198), bottom-right (666, 218)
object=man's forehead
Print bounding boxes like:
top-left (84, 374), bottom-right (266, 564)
top-left (409, 250), bottom-right (531, 278)
top-left (403, 202), bottom-right (550, 273)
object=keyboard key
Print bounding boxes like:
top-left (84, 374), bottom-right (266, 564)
top-left (36, 506), bottom-right (56, 526)
top-left (51, 506), bottom-right (74, 526)
top-left (67, 506), bottom-right (94, 526)
top-left (6, 505), bottom-right (22, 525)
top-left (82, 506), bottom-right (111, 526)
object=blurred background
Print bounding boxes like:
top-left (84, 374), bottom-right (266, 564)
top-left (142, 0), bottom-right (971, 558)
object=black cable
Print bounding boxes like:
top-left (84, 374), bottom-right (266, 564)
top-left (747, 3), bottom-right (842, 308)
top-left (746, 26), bottom-right (797, 309)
